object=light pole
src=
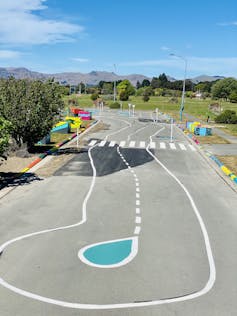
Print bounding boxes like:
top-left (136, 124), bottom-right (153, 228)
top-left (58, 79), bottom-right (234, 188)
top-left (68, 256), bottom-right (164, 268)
top-left (170, 53), bottom-right (187, 121)
top-left (113, 64), bottom-right (117, 102)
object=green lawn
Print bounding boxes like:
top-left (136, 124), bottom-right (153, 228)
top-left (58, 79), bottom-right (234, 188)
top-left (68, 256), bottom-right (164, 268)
top-left (63, 94), bottom-right (237, 135)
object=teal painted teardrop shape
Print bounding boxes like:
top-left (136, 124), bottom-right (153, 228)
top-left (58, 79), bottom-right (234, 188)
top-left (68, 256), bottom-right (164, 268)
top-left (78, 237), bottom-right (138, 268)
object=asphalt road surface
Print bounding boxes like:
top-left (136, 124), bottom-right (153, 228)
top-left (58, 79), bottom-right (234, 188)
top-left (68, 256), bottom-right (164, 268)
top-left (0, 110), bottom-right (237, 316)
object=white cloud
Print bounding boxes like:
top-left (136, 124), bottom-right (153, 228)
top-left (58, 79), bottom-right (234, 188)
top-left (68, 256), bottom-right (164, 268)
top-left (0, 50), bottom-right (22, 59)
top-left (218, 21), bottom-right (237, 26)
top-left (120, 57), bottom-right (237, 77)
top-left (160, 46), bottom-right (170, 51)
top-left (71, 57), bottom-right (89, 63)
top-left (0, 0), bottom-right (83, 45)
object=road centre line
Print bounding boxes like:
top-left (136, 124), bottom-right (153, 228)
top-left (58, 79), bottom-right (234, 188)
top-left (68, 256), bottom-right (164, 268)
top-left (0, 117), bottom-right (209, 310)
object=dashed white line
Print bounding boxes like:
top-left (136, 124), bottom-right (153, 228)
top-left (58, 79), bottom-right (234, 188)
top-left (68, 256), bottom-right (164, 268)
top-left (135, 217), bottom-right (142, 224)
top-left (129, 141), bottom-right (136, 148)
top-left (134, 226), bottom-right (141, 235)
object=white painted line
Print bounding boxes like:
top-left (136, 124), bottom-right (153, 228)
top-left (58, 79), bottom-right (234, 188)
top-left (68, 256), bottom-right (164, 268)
top-left (119, 141), bottom-right (126, 147)
top-left (149, 142), bottom-right (156, 149)
top-left (135, 183), bottom-right (139, 187)
top-left (179, 143), bottom-right (187, 151)
top-left (189, 144), bottom-right (196, 151)
top-left (98, 140), bottom-right (106, 147)
top-left (88, 140), bottom-right (97, 146)
top-left (134, 226), bottom-right (141, 235)
top-left (160, 142), bottom-right (166, 149)
top-left (135, 216), bottom-right (142, 224)
top-left (136, 200), bottom-right (140, 206)
top-left (129, 141), bottom-right (136, 148)
top-left (108, 141), bottom-right (116, 147)
top-left (136, 208), bottom-right (140, 214)
top-left (136, 193), bottom-right (140, 199)
top-left (131, 170), bottom-right (135, 174)
top-left (136, 188), bottom-right (140, 192)
top-left (139, 141), bottom-right (146, 148)
top-left (169, 143), bottom-right (176, 150)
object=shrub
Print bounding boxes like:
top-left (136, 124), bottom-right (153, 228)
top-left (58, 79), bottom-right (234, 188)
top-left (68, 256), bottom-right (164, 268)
top-left (215, 110), bottom-right (237, 124)
top-left (142, 95), bottom-right (150, 102)
top-left (91, 93), bottom-right (99, 101)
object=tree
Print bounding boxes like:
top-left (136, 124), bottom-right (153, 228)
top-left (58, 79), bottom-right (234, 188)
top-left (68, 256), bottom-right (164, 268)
top-left (141, 79), bottom-right (151, 87)
top-left (117, 80), bottom-right (135, 100)
top-left (119, 91), bottom-right (129, 101)
top-left (0, 117), bottom-right (12, 158)
top-left (211, 78), bottom-right (237, 101)
top-left (0, 78), bottom-right (64, 149)
top-left (136, 81), bottom-right (142, 89)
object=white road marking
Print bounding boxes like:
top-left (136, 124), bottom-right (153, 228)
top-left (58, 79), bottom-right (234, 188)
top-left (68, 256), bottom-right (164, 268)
top-left (189, 144), bottom-right (196, 151)
top-left (169, 143), bottom-right (176, 150)
top-left (136, 188), bottom-right (140, 192)
top-left (160, 142), bottom-right (166, 149)
top-left (135, 183), bottom-right (139, 187)
top-left (179, 143), bottom-right (187, 151)
top-left (136, 200), bottom-right (140, 206)
top-left (119, 141), bottom-right (126, 147)
top-left (134, 226), bottom-right (141, 235)
top-left (98, 140), bottom-right (106, 147)
top-left (108, 141), bottom-right (116, 147)
top-left (135, 217), bottom-right (142, 224)
top-left (136, 193), bottom-right (140, 199)
top-left (88, 140), bottom-right (97, 146)
top-left (0, 118), bottom-right (208, 310)
top-left (129, 141), bottom-right (136, 148)
top-left (139, 141), bottom-right (146, 148)
top-left (136, 208), bottom-right (140, 214)
top-left (149, 142), bottom-right (156, 149)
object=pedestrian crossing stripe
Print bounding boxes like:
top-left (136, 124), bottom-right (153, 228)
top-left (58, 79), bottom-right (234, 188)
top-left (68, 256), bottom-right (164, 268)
top-left (139, 141), bottom-right (146, 148)
top-left (160, 142), bottom-right (166, 149)
top-left (98, 140), bottom-right (106, 147)
top-left (88, 140), bottom-right (197, 152)
top-left (179, 143), bottom-right (187, 150)
top-left (169, 143), bottom-right (176, 150)
top-left (88, 140), bottom-right (97, 146)
top-left (109, 141), bottom-right (116, 147)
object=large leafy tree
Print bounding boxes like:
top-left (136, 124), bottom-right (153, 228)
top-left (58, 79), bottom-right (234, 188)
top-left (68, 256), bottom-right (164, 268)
top-left (0, 78), bottom-right (64, 149)
top-left (117, 80), bottom-right (135, 100)
top-left (0, 117), bottom-right (12, 158)
top-left (211, 78), bottom-right (237, 101)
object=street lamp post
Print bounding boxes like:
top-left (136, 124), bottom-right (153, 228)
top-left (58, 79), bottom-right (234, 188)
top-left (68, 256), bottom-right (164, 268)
top-left (113, 64), bottom-right (117, 102)
top-left (170, 53), bottom-right (187, 121)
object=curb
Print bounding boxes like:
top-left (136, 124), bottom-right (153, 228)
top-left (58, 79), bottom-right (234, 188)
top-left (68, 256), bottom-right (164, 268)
top-left (177, 125), bottom-right (237, 188)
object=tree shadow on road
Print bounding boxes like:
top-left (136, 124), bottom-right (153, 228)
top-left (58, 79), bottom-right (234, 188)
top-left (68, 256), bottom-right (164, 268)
top-left (0, 172), bottom-right (43, 190)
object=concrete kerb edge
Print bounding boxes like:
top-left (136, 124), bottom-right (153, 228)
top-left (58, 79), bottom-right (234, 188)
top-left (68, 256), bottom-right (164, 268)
top-left (0, 120), bottom-right (99, 199)
top-left (176, 125), bottom-right (237, 193)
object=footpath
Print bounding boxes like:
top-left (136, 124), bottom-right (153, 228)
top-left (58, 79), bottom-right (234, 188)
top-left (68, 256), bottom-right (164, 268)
top-left (182, 113), bottom-right (237, 189)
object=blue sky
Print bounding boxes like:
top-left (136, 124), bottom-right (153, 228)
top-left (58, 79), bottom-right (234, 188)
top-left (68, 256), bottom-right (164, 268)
top-left (0, 0), bottom-right (236, 79)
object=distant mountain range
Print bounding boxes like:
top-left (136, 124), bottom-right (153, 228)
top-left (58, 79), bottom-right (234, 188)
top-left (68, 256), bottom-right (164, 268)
top-left (0, 67), bottom-right (225, 86)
